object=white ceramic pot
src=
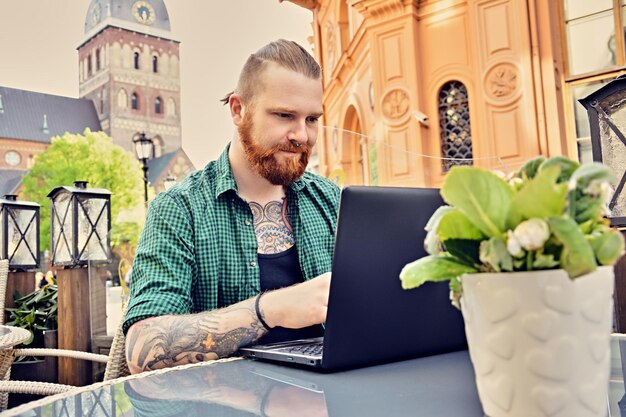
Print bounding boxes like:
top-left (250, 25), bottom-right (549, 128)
top-left (461, 267), bottom-right (614, 417)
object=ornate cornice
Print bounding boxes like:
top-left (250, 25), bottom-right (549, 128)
top-left (352, 0), bottom-right (414, 21)
top-left (279, 0), bottom-right (319, 11)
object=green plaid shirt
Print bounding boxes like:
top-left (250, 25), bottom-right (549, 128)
top-left (123, 145), bottom-right (341, 334)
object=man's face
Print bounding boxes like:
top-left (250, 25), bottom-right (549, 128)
top-left (237, 63), bottom-right (323, 185)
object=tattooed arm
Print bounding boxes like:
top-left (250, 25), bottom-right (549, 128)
top-left (126, 297), bottom-right (265, 373)
top-left (125, 272), bottom-right (331, 373)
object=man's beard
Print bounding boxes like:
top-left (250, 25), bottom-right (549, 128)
top-left (238, 111), bottom-right (312, 185)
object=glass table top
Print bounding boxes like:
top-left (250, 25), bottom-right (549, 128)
top-left (6, 335), bottom-right (626, 417)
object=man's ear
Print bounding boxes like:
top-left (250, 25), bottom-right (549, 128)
top-left (230, 94), bottom-right (244, 125)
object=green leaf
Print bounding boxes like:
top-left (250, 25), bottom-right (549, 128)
top-left (548, 217), bottom-right (597, 278)
top-left (437, 209), bottom-right (485, 241)
top-left (572, 194), bottom-right (605, 223)
top-left (506, 166), bottom-right (568, 229)
top-left (441, 166), bottom-right (513, 237)
top-left (479, 237), bottom-right (513, 272)
top-left (443, 239), bottom-right (481, 266)
top-left (567, 164), bottom-right (613, 222)
top-left (589, 229), bottom-right (625, 265)
top-left (449, 276), bottom-right (462, 293)
top-left (533, 253), bottom-right (559, 269)
top-left (518, 156), bottom-right (546, 179)
top-left (539, 156), bottom-right (580, 183)
top-left (400, 255), bottom-right (478, 289)
top-left (569, 162), bottom-right (613, 187)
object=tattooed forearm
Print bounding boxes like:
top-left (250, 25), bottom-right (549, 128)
top-left (126, 298), bottom-right (268, 373)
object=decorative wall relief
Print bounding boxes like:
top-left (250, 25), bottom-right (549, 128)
top-left (382, 88), bottom-right (410, 120)
top-left (484, 63), bottom-right (520, 102)
top-left (325, 21), bottom-right (337, 72)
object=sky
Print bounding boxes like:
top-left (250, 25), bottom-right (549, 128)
top-left (0, 0), bottom-right (314, 169)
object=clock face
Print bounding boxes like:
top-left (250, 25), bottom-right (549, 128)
top-left (90, 3), bottom-right (101, 27)
top-left (4, 151), bottom-right (21, 167)
top-left (132, 1), bottom-right (156, 25)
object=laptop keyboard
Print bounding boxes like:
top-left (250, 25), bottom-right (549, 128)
top-left (277, 341), bottom-right (324, 357)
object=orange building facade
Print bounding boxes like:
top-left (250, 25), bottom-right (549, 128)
top-left (286, 0), bottom-right (626, 187)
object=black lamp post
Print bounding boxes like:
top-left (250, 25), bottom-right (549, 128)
top-left (47, 181), bottom-right (112, 267)
top-left (133, 132), bottom-right (154, 204)
top-left (0, 195), bottom-right (40, 270)
top-left (579, 74), bottom-right (626, 227)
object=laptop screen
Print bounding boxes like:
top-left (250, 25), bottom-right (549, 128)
top-left (321, 186), bottom-right (467, 369)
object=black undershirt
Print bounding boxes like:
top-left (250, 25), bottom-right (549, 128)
top-left (257, 246), bottom-right (324, 344)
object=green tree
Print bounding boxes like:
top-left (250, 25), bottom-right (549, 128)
top-left (21, 129), bottom-right (145, 251)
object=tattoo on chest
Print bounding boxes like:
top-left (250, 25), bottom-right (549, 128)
top-left (249, 198), bottom-right (295, 254)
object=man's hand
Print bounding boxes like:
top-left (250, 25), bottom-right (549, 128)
top-left (260, 272), bottom-right (331, 329)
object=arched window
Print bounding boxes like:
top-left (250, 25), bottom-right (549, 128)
top-left (87, 56), bottom-right (92, 76)
top-left (134, 52), bottom-right (140, 70)
top-left (131, 93), bottom-right (139, 110)
top-left (166, 98), bottom-right (176, 116)
top-left (153, 136), bottom-right (163, 157)
top-left (438, 81), bottom-right (473, 172)
top-left (154, 97), bottom-right (162, 114)
top-left (117, 89), bottom-right (128, 109)
top-left (152, 55), bottom-right (158, 73)
top-left (95, 48), bottom-right (101, 71)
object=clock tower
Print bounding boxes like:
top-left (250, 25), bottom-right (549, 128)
top-left (78, 0), bottom-right (181, 157)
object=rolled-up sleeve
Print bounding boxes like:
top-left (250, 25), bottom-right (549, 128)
top-left (123, 193), bottom-right (196, 334)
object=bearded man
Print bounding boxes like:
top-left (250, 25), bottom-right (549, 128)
top-left (124, 40), bottom-right (339, 373)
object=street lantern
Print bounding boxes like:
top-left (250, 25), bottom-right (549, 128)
top-left (48, 181), bottom-right (111, 267)
top-left (579, 75), bottom-right (626, 227)
top-left (133, 132), bottom-right (154, 204)
top-left (0, 195), bottom-right (40, 270)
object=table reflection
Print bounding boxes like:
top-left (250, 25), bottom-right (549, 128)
top-left (5, 350), bottom-right (482, 417)
top-left (7, 334), bottom-right (626, 416)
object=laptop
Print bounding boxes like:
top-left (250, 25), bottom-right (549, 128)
top-left (239, 186), bottom-right (467, 370)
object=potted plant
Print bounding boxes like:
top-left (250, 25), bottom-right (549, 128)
top-left (400, 156), bottom-right (624, 417)
top-left (5, 273), bottom-right (58, 378)
top-left (6, 273), bottom-right (58, 353)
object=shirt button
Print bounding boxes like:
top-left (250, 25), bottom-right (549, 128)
top-left (245, 220), bottom-right (251, 226)
top-left (250, 261), bottom-right (256, 267)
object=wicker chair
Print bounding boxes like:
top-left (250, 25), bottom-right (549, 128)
top-left (0, 260), bottom-right (130, 410)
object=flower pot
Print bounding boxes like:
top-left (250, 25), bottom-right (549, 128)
top-left (461, 267), bottom-right (614, 417)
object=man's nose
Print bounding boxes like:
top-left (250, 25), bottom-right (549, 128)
top-left (288, 119), bottom-right (308, 144)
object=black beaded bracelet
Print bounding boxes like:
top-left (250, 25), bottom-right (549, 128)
top-left (255, 293), bottom-right (272, 331)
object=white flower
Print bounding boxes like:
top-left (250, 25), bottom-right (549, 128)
top-left (583, 179), bottom-right (603, 196)
top-left (513, 218), bottom-right (550, 251)
top-left (583, 180), bottom-right (614, 216)
top-left (506, 230), bottom-right (524, 257)
top-left (601, 181), bottom-right (613, 216)
top-left (449, 289), bottom-right (461, 310)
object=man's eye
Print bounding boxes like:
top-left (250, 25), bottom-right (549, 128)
top-left (306, 117), bottom-right (320, 124)
top-left (275, 113), bottom-right (293, 119)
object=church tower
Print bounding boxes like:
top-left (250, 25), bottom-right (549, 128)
top-left (78, 0), bottom-right (181, 157)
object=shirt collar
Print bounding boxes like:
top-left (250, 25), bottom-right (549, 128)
top-left (214, 144), bottom-right (238, 199)
top-left (213, 142), bottom-right (311, 199)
